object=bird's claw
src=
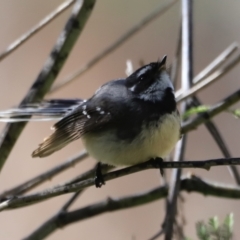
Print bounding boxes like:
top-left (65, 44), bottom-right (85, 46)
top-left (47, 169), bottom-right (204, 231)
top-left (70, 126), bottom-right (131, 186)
top-left (151, 157), bottom-right (164, 176)
top-left (95, 162), bottom-right (105, 188)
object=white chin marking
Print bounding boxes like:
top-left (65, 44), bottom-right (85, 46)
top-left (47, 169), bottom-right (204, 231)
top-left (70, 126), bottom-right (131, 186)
top-left (82, 112), bottom-right (180, 166)
top-left (130, 85), bottom-right (135, 92)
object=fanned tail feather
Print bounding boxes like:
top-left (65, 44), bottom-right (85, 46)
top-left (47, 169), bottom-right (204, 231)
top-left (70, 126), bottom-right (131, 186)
top-left (0, 99), bottom-right (83, 122)
top-left (32, 129), bottom-right (77, 157)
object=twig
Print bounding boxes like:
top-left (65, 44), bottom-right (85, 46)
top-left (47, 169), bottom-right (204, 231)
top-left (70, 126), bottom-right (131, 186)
top-left (0, 0), bottom-right (75, 62)
top-left (181, 174), bottom-right (240, 197)
top-left (49, 0), bottom-right (179, 93)
top-left (23, 185), bottom-right (168, 240)
top-left (0, 151), bottom-right (88, 199)
top-left (23, 174), bottom-right (240, 240)
top-left (2, 157), bottom-right (240, 211)
top-left (181, 88), bottom-right (240, 133)
top-left (193, 42), bottom-right (239, 84)
top-left (170, 23), bottom-right (182, 87)
top-left (44, 164), bottom-right (113, 198)
top-left (164, 1), bottom-right (193, 239)
top-left (62, 164), bottom-right (114, 185)
top-left (181, 0), bottom-right (194, 88)
top-left (176, 53), bottom-right (240, 103)
top-left (164, 138), bottom-right (187, 240)
top-left (0, 0), bottom-right (96, 171)
top-left (184, 41), bottom-right (240, 184)
top-left (191, 96), bottom-right (240, 185)
top-left (175, 42), bottom-right (239, 100)
top-left (61, 191), bottom-right (83, 212)
top-left (177, 43), bottom-right (240, 184)
top-left (24, 189), bottom-right (86, 240)
top-left (22, 164), bottom-right (113, 239)
top-left (148, 229), bottom-right (164, 240)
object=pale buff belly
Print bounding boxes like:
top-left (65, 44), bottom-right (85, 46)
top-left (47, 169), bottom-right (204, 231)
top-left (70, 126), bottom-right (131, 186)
top-left (82, 112), bottom-right (181, 166)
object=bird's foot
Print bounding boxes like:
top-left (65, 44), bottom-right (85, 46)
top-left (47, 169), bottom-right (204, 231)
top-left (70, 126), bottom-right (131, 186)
top-left (95, 162), bottom-right (105, 188)
top-left (150, 157), bottom-right (164, 176)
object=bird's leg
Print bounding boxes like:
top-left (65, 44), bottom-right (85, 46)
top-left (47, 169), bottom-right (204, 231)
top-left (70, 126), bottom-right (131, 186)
top-left (95, 162), bottom-right (105, 188)
top-left (150, 157), bottom-right (164, 176)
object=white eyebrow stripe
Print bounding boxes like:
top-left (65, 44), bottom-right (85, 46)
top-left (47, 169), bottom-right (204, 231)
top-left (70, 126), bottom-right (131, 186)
top-left (137, 66), bottom-right (151, 78)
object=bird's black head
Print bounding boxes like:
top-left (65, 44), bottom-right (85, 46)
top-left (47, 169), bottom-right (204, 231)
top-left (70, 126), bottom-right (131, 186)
top-left (125, 56), bottom-right (174, 103)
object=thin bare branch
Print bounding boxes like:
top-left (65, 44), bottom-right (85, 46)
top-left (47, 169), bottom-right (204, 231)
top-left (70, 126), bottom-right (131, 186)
top-left (175, 42), bottom-right (239, 99)
top-left (176, 42), bottom-right (240, 184)
top-left (184, 41), bottom-right (240, 184)
top-left (170, 23), bottom-right (182, 87)
top-left (148, 229), bottom-right (164, 240)
top-left (181, 174), bottom-right (240, 197)
top-left (49, 0), bottom-right (179, 93)
top-left (57, 166), bottom-right (113, 212)
top-left (0, 0), bottom-right (96, 171)
top-left (164, 138), bottom-right (187, 239)
top-left (193, 42), bottom-right (239, 84)
top-left (23, 174), bottom-right (240, 240)
top-left (192, 96), bottom-right (240, 185)
top-left (2, 157), bottom-right (240, 211)
top-left (164, 0), bottom-right (193, 239)
top-left (58, 163), bottom-right (113, 187)
top-left (30, 191), bottom-right (86, 240)
top-left (21, 164), bottom-right (113, 239)
top-left (61, 191), bottom-right (83, 212)
top-left (0, 0), bottom-right (75, 62)
top-left (176, 53), bottom-right (240, 103)
top-left (0, 151), bottom-right (88, 199)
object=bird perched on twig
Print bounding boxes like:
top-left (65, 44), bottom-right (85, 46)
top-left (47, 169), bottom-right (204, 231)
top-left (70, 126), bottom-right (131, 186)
top-left (0, 56), bottom-right (181, 187)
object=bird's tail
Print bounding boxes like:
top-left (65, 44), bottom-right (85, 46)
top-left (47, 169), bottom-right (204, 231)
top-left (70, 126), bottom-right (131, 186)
top-left (0, 99), bottom-right (83, 122)
top-left (32, 129), bottom-right (74, 157)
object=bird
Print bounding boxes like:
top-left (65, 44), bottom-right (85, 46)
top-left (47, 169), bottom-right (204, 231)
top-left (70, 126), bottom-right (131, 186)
top-left (0, 56), bottom-right (181, 187)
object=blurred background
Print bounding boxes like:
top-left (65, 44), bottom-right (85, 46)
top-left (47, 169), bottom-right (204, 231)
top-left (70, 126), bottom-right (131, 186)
top-left (0, 0), bottom-right (240, 239)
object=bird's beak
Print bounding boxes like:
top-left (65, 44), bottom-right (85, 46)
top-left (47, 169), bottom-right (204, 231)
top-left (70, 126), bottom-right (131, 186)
top-left (158, 55), bottom-right (167, 71)
top-left (160, 55), bottom-right (167, 67)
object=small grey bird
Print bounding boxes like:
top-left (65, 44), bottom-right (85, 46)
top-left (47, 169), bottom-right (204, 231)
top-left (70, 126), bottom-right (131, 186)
top-left (0, 56), bottom-right (181, 187)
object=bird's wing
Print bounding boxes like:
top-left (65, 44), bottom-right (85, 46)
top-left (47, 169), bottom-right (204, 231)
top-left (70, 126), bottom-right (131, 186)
top-left (32, 99), bottom-right (113, 158)
top-left (32, 79), bottom-right (129, 157)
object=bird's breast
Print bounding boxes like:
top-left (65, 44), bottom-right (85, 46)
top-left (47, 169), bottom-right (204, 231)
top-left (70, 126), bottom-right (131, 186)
top-left (82, 111), bottom-right (181, 166)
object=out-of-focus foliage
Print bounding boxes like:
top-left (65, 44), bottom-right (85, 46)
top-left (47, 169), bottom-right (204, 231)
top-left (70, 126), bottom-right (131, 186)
top-left (195, 213), bottom-right (234, 240)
